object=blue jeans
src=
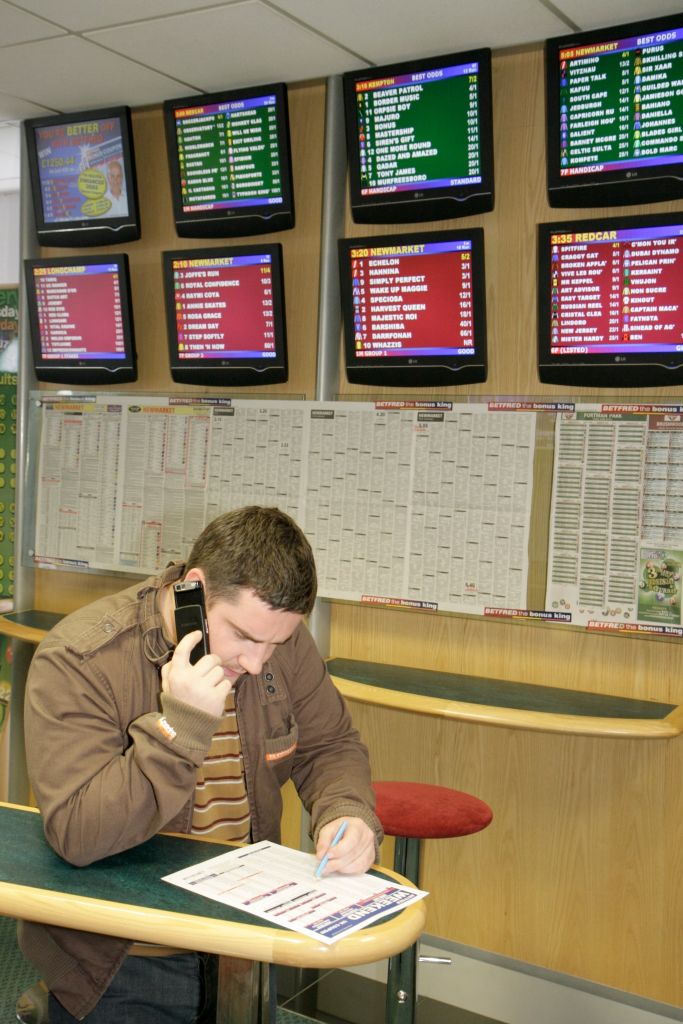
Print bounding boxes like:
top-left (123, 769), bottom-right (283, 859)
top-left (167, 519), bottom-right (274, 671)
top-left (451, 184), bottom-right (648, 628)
top-left (48, 953), bottom-right (217, 1024)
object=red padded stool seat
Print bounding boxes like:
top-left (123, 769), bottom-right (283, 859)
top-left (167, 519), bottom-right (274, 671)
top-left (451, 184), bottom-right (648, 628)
top-left (372, 781), bottom-right (493, 1024)
top-left (373, 781), bottom-right (493, 841)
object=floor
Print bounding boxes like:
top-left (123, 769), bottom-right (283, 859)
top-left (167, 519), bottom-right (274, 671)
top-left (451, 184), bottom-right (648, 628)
top-left (0, 918), bottom-right (499, 1024)
top-left (0, 917), bottom-right (326, 1024)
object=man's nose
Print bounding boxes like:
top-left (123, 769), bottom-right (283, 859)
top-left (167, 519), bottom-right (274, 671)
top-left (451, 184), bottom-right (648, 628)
top-left (238, 646), bottom-right (269, 676)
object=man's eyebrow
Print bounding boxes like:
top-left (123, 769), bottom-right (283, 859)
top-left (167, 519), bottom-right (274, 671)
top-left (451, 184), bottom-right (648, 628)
top-left (229, 620), bottom-right (289, 645)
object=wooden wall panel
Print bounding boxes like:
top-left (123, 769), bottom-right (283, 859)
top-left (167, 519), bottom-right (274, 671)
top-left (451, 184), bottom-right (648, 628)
top-left (328, 43), bottom-right (683, 1006)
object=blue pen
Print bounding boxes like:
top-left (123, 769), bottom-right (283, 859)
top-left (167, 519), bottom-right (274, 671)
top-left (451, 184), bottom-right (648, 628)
top-left (315, 820), bottom-right (348, 878)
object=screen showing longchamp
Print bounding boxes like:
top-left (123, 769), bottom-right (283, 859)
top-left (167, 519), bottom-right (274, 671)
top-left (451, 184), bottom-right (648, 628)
top-left (24, 255), bottom-right (137, 384)
top-left (339, 229), bottom-right (487, 387)
top-left (538, 213), bottom-right (683, 386)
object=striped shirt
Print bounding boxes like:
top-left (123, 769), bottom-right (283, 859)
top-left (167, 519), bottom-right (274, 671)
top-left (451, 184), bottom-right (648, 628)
top-left (191, 690), bottom-right (251, 843)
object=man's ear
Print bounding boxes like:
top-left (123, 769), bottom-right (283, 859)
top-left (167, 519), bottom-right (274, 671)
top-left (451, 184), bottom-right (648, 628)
top-left (184, 567), bottom-right (206, 587)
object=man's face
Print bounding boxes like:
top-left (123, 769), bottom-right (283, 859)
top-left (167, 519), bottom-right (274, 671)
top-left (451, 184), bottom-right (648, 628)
top-left (107, 163), bottom-right (123, 197)
top-left (202, 584), bottom-right (302, 683)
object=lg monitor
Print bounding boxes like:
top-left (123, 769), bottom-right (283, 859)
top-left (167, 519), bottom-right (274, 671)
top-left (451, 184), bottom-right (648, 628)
top-left (24, 254), bottom-right (137, 385)
top-left (546, 13), bottom-right (683, 207)
top-left (162, 243), bottom-right (288, 386)
top-left (339, 228), bottom-right (487, 387)
top-left (164, 83), bottom-right (295, 238)
top-left (24, 106), bottom-right (140, 247)
top-left (538, 212), bottom-right (683, 387)
top-left (342, 49), bottom-right (494, 224)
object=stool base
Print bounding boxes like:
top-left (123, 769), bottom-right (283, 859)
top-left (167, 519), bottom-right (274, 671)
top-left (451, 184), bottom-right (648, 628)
top-left (385, 836), bottom-right (421, 1024)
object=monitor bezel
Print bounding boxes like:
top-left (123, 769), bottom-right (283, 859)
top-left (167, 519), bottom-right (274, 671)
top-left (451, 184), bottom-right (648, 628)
top-left (163, 82), bottom-right (295, 239)
top-left (546, 12), bottom-right (683, 208)
top-left (162, 242), bottom-right (288, 387)
top-left (24, 253), bottom-right (137, 385)
top-left (339, 227), bottom-right (487, 387)
top-left (342, 48), bottom-right (495, 224)
top-left (538, 211), bottom-right (683, 387)
top-left (24, 105), bottom-right (141, 247)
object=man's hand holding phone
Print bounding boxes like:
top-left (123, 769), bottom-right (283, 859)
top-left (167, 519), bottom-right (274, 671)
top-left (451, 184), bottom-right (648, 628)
top-left (161, 630), bottom-right (229, 718)
top-left (161, 578), bottom-right (229, 717)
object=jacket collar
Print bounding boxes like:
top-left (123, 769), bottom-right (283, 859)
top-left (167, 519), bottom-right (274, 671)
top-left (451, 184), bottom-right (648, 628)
top-left (138, 563), bottom-right (185, 665)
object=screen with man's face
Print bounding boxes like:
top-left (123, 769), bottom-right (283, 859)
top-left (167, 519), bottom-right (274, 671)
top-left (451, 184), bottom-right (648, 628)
top-left (34, 115), bottom-right (130, 223)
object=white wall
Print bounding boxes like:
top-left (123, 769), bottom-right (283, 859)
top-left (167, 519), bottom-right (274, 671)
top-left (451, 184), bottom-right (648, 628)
top-left (0, 191), bottom-right (20, 284)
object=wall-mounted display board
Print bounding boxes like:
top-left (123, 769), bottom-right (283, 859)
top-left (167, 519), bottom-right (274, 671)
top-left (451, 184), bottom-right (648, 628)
top-left (23, 394), bottom-right (683, 640)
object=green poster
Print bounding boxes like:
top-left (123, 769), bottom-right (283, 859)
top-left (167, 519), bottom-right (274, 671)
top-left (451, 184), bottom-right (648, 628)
top-left (0, 285), bottom-right (17, 601)
top-left (638, 549), bottom-right (682, 626)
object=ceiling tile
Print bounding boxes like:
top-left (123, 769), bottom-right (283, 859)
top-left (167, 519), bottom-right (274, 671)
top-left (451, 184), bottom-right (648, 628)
top-left (8, 0), bottom-right (227, 32)
top-left (0, 92), bottom-right (55, 120)
top-left (0, 36), bottom-right (194, 112)
top-left (0, 0), bottom-right (66, 46)
top-left (269, 0), bottom-right (571, 62)
top-left (84, 1), bottom-right (369, 93)
top-left (546, 1), bottom-right (681, 32)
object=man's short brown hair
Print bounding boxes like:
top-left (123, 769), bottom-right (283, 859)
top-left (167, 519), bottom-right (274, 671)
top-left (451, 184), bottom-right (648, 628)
top-left (186, 506), bottom-right (317, 614)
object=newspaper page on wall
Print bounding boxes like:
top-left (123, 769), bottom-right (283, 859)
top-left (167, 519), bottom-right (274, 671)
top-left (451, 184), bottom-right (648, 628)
top-left (546, 402), bottom-right (683, 638)
top-left (29, 394), bottom-right (537, 616)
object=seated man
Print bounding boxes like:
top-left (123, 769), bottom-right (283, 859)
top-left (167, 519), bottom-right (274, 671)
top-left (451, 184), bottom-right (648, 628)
top-left (20, 505), bottom-right (382, 1023)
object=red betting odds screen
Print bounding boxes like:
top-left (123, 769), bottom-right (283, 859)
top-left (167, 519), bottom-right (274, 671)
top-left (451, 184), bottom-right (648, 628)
top-left (171, 251), bottom-right (277, 360)
top-left (33, 262), bottom-right (127, 360)
top-left (350, 238), bottom-right (475, 358)
top-left (548, 223), bottom-right (683, 355)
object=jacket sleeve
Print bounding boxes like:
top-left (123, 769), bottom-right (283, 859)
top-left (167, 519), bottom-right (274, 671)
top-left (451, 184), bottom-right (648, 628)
top-left (24, 629), bottom-right (220, 866)
top-left (285, 626), bottom-right (383, 850)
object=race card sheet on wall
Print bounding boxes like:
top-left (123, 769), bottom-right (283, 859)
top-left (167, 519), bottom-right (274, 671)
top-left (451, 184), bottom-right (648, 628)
top-left (545, 404), bottom-right (683, 636)
top-left (29, 394), bottom-right (537, 614)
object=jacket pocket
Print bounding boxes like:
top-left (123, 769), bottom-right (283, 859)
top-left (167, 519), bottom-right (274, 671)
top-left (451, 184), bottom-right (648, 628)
top-left (264, 718), bottom-right (298, 784)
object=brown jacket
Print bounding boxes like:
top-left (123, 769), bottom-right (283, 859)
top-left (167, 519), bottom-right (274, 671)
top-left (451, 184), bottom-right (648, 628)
top-left (20, 564), bottom-right (381, 1018)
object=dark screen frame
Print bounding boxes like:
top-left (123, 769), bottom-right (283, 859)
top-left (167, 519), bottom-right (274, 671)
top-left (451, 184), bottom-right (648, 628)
top-left (546, 12), bottom-right (683, 208)
top-left (339, 228), bottom-right (487, 387)
top-left (24, 253), bottom-right (137, 385)
top-left (537, 211), bottom-right (683, 387)
top-left (24, 105), bottom-right (141, 247)
top-left (163, 82), bottom-right (295, 239)
top-left (162, 243), bottom-right (288, 387)
top-left (342, 49), bottom-right (494, 224)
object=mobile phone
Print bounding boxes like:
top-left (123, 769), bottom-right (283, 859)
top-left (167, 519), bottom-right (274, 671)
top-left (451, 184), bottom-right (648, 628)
top-left (173, 579), bottom-right (210, 665)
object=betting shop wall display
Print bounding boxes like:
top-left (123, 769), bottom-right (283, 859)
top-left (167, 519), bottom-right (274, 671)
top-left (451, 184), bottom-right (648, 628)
top-left (27, 395), bottom-right (683, 635)
top-left (26, 394), bottom-right (536, 617)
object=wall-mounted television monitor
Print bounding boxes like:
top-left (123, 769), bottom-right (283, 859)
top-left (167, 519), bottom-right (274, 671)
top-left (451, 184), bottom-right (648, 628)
top-left (24, 254), bottom-right (137, 384)
top-left (538, 212), bottom-right (683, 387)
top-left (24, 106), bottom-right (141, 246)
top-left (546, 13), bottom-right (683, 207)
top-left (162, 243), bottom-right (288, 386)
top-left (339, 228), bottom-right (487, 387)
top-left (164, 83), bottom-right (295, 238)
top-left (342, 49), bottom-right (494, 223)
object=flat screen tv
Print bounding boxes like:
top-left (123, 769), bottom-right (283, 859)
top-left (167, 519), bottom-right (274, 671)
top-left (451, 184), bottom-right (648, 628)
top-left (162, 243), bottom-right (288, 386)
top-left (24, 106), bottom-right (140, 246)
top-left (24, 254), bottom-right (137, 384)
top-left (339, 228), bottom-right (487, 387)
top-left (164, 83), bottom-right (295, 238)
top-left (546, 12), bottom-right (683, 207)
top-left (342, 49), bottom-right (494, 224)
top-left (538, 212), bottom-right (683, 387)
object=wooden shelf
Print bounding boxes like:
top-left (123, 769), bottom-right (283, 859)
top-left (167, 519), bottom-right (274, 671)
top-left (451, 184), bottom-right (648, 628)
top-left (0, 610), bottom-right (62, 645)
top-left (328, 657), bottom-right (683, 738)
